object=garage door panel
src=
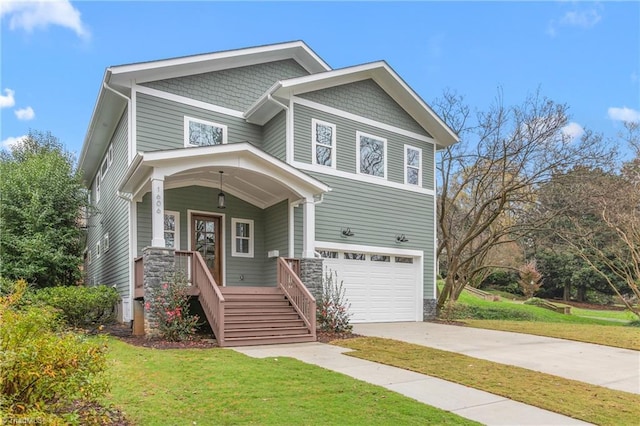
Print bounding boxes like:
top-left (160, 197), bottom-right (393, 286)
top-left (322, 252), bottom-right (419, 323)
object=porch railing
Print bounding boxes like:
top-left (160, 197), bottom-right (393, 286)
top-left (277, 257), bottom-right (316, 338)
top-left (134, 256), bottom-right (144, 298)
top-left (282, 258), bottom-right (300, 276)
top-left (175, 250), bottom-right (226, 346)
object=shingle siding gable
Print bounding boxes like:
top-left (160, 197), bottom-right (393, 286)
top-left (142, 59), bottom-right (309, 111)
top-left (299, 79), bottom-right (430, 137)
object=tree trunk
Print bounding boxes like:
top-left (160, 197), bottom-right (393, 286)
top-left (563, 282), bottom-right (571, 301)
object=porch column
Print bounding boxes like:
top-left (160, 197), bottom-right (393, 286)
top-left (302, 198), bottom-right (316, 258)
top-left (150, 176), bottom-right (165, 247)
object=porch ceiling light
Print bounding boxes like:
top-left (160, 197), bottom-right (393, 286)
top-left (218, 171), bottom-right (226, 209)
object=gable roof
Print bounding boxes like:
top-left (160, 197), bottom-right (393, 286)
top-left (245, 61), bottom-right (459, 149)
top-left (79, 41), bottom-right (330, 183)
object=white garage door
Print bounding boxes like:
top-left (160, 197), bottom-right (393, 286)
top-left (319, 250), bottom-right (421, 323)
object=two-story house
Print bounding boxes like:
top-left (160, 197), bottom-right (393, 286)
top-left (79, 41), bottom-right (458, 346)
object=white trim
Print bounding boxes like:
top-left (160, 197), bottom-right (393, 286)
top-left (96, 240), bottom-right (101, 258)
top-left (103, 232), bottom-right (110, 252)
top-left (129, 87), bottom-right (136, 165)
top-left (231, 218), bottom-right (254, 258)
top-left (356, 131), bottom-right (387, 180)
top-left (286, 97), bottom-right (294, 164)
top-left (315, 241), bottom-right (423, 257)
top-left (433, 142), bottom-right (438, 300)
top-left (288, 201), bottom-right (295, 258)
top-left (88, 249), bottom-right (92, 265)
top-left (135, 84), bottom-right (245, 118)
top-left (164, 210), bottom-right (180, 250)
top-left (187, 209), bottom-right (226, 286)
top-left (404, 144), bottom-right (422, 187)
top-left (150, 177), bottom-right (165, 247)
top-left (184, 116), bottom-right (228, 147)
top-left (293, 96), bottom-right (436, 144)
top-left (128, 200), bottom-right (136, 322)
top-left (311, 118), bottom-right (336, 169)
top-left (302, 199), bottom-right (316, 258)
top-left (291, 160), bottom-right (435, 196)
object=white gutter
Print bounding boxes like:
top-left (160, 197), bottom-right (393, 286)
top-left (103, 82), bottom-right (130, 102)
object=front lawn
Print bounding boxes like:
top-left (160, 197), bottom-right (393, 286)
top-left (336, 337), bottom-right (640, 426)
top-left (105, 338), bottom-right (477, 425)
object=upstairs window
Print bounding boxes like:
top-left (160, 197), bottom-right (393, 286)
top-left (356, 131), bottom-right (386, 178)
top-left (312, 119), bottom-right (336, 168)
top-left (103, 233), bottom-right (110, 252)
top-left (232, 218), bottom-right (254, 258)
top-left (404, 145), bottom-right (422, 186)
top-left (100, 144), bottom-right (113, 178)
top-left (184, 116), bottom-right (227, 147)
top-left (95, 171), bottom-right (101, 203)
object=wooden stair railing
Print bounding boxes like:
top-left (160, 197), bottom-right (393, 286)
top-left (175, 250), bottom-right (226, 346)
top-left (277, 257), bottom-right (316, 340)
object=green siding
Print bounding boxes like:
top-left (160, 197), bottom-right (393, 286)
top-left (142, 59), bottom-right (309, 112)
top-left (294, 103), bottom-right (435, 190)
top-left (136, 93), bottom-right (262, 152)
top-left (137, 186), bottom-right (287, 287)
top-left (294, 205), bottom-right (303, 257)
top-left (310, 173), bottom-right (435, 298)
top-left (299, 79), bottom-right (430, 136)
top-left (86, 109), bottom-right (130, 297)
top-left (262, 111), bottom-right (286, 161)
top-left (263, 200), bottom-right (289, 284)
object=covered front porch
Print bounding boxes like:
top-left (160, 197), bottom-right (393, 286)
top-left (120, 143), bottom-right (329, 345)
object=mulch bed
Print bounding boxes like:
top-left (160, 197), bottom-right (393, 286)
top-left (102, 323), bottom-right (360, 348)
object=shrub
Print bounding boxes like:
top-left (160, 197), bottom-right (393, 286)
top-left (0, 280), bottom-right (110, 424)
top-left (146, 273), bottom-right (200, 341)
top-left (524, 297), bottom-right (547, 307)
top-left (518, 261), bottom-right (543, 299)
top-left (33, 285), bottom-right (119, 327)
top-left (438, 301), bottom-right (538, 321)
top-left (317, 270), bottom-right (353, 333)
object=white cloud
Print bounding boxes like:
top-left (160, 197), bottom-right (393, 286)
top-left (547, 6), bottom-right (602, 37)
top-left (0, 88), bottom-right (16, 108)
top-left (0, 0), bottom-right (90, 39)
top-left (1, 135), bottom-right (27, 150)
top-left (561, 122), bottom-right (585, 140)
top-left (608, 107), bottom-right (640, 123)
top-left (14, 106), bottom-right (35, 121)
top-left (560, 9), bottom-right (602, 29)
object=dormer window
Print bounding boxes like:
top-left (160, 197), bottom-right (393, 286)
top-left (184, 116), bottom-right (227, 147)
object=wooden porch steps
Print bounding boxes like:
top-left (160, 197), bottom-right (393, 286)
top-left (220, 286), bottom-right (316, 347)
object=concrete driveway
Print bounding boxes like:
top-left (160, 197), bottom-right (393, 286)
top-left (352, 322), bottom-right (640, 394)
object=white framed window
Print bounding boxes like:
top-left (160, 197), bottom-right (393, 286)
top-left (103, 233), bottom-right (110, 252)
top-left (356, 131), bottom-right (387, 179)
top-left (404, 145), bottom-right (422, 186)
top-left (95, 171), bottom-right (101, 203)
top-left (87, 250), bottom-right (92, 265)
top-left (312, 119), bottom-right (336, 168)
top-left (96, 241), bottom-right (101, 258)
top-left (100, 144), bottom-right (113, 179)
top-left (184, 116), bottom-right (227, 147)
top-left (344, 252), bottom-right (366, 260)
top-left (164, 211), bottom-right (180, 249)
top-left (231, 218), bottom-right (254, 258)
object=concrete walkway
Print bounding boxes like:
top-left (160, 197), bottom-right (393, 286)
top-left (353, 322), bottom-right (640, 394)
top-left (233, 342), bottom-right (590, 426)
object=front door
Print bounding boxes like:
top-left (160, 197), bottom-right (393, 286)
top-left (191, 214), bottom-right (222, 285)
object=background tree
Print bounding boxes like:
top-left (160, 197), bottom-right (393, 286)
top-left (434, 90), bottom-right (614, 309)
top-left (0, 131), bottom-right (87, 287)
top-left (518, 261), bottom-right (542, 299)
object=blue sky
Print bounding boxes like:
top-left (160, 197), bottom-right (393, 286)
top-left (1, 1), bottom-right (639, 157)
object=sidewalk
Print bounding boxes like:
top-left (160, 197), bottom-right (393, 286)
top-left (233, 342), bottom-right (590, 426)
top-left (353, 322), bottom-right (640, 394)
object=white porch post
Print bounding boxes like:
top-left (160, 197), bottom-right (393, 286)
top-left (302, 198), bottom-right (316, 258)
top-left (150, 176), bottom-right (166, 247)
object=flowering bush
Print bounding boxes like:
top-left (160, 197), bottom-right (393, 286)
top-left (146, 273), bottom-right (200, 341)
top-left (317, 270), bottom-right (352, 333)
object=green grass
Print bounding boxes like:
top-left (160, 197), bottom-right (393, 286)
top-left (336, 337), bottom-right (640, 426)
top-left (104, 338), bottom-right (478, 425)
top-left (453, 288), bottom-right (631, 326)
top-left (570, 306), bottom-right (637, 322)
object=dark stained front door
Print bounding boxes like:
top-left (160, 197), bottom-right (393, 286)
top-left (191, 214), bottom-right (222, 285)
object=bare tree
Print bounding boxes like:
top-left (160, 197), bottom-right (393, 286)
top-left (434, 90), bottom-right (614, 309)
